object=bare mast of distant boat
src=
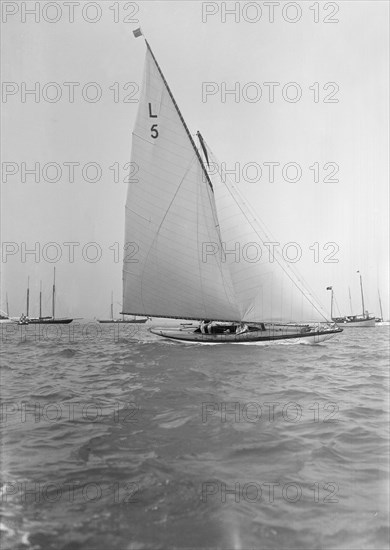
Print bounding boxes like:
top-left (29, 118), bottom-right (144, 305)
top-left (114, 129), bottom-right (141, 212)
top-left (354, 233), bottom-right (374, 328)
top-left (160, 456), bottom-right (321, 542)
top-left (20, 267), bottom-right (73, 324)
top-left (328, 272), bottom-right (375, 327)
top-left (98, 291), bottom-right (148, 324)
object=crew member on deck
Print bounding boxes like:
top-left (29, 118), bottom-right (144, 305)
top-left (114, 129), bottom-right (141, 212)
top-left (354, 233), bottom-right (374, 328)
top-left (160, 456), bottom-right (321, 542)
top-left (236, 322), bottom-right (248, 335)
top-left (200, 320), bottom-right (211, 334)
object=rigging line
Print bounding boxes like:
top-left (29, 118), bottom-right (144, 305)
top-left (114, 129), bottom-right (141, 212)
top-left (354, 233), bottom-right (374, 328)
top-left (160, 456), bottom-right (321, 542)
top-left (208, 149), bottom-right (328, 322)
top-left (205, 146), bottom-right (327, 314)
top-left (194, 169), bottom-right (238, 318)
top-left (195, 173), bottom-right (206, 317)
top-left (207, 146), bottom-right (328, 318)
top-left (202, 174), bottom-right (241, 317)
top-left (119, 311), bottom-right (240, 322)
top-left (133, 133), bottom-right (201, 169)
top-left (231, 176), bottom-right (325, 315)
top-left (334, 294), bottom-right (341, 317)
top-left (196, 133), bottom-right (239, 315)
top-left (252, 216), bottom-right (324, 315)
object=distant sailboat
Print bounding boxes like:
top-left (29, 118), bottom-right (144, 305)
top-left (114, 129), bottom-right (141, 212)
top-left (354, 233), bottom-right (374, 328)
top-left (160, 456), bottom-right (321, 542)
top-left (20, 268), bottom-right (73, 324)
top-left (98, 291), bottom-right (148, 324)
top-left (0, 295), bottom-right (16, 324)
top-left (375, 289), bottom-right (384, 323)
top-left (0, 311), bottom-right (15, 324)
top-left (121, 29), bottom-right (342, 344)
top-left (328, 272), bottom-right (375, 327)
top-left (0, 293), bottom-right (16, 324)
top-left (376, 290), bottom-right (389, 325)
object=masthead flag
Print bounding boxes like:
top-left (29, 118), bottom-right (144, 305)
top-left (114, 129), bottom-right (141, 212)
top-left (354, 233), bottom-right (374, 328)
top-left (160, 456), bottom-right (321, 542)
top-left (133, 28), bottom-right (142, 38)
top-left (326, 286), bottom-right (332, 290)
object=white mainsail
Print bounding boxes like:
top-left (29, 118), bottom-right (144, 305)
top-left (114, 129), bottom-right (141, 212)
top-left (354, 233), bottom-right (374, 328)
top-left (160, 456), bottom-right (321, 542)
top-left (122, 45), bottom-right (240, 321)
top-left (123, 39), bottom-right (329, 324)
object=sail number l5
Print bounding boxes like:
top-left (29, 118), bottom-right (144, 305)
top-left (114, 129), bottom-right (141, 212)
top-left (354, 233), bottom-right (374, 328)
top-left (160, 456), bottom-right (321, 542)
top-left (148, 102), bottom-right (159, 139)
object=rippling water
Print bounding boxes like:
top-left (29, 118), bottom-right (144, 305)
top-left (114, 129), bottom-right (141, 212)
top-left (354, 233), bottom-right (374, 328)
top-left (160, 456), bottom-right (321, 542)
top-left (1, 321), bottom-right (389, 549)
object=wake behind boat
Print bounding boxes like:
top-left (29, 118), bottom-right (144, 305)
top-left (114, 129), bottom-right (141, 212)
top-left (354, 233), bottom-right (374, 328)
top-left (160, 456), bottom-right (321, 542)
top-left (121, 29), bottom-right (342, 344)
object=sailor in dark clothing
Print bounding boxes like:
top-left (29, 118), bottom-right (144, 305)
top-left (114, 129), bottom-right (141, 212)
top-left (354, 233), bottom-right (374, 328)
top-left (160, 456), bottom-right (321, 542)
top-left (200, 320), bottom-right (211, 334)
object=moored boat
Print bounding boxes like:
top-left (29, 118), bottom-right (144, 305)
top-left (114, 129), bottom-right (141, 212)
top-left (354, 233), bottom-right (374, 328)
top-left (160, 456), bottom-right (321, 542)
top-left (98, 291), bottom-right (148, 323)
top-left (98, 318), bottom-right (148, 324)
top-left (20, 268), bottom-right (73, 325)
top-left (375, 290), bottom-right (389, 325)
top-left (332, 315), bottom-right (376, 328)
top-left (0, 294), bottom-right (17, 324)
top-left (327, 273), bottom-right (375, 328)
top-left (0, 310), bottom-right (16, 324)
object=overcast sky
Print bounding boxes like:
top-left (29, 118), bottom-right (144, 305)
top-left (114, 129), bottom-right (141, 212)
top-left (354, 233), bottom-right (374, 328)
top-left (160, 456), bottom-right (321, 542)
top-left (1, 1), bottom-right (389, 320)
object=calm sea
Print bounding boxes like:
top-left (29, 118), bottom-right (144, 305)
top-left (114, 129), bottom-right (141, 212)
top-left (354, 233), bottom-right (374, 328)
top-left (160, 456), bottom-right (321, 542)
top-left (1, 321), bottom-right (389, 550)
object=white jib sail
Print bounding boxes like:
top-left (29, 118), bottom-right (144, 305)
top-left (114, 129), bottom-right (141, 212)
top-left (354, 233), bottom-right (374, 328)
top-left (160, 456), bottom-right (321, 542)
top-left (122, 46), bottom-right (240, 321)
top-left (205, 145), bottom-right (329, 323)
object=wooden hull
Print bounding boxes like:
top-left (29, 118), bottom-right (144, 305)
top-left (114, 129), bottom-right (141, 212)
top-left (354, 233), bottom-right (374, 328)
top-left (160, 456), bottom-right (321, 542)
top-left (97, 318), bottom-right (148, 324)
top-left (150, 325), bottom-right (342, 344)
top-left (333, 317), bottom-right (375, 327)
top-left (23, 318), bottom-right (73, 325)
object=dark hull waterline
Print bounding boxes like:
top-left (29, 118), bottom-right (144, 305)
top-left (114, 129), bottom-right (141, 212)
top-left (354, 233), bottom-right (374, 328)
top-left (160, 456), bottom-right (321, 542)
top-left (150, 327), bottom-right (343, 344)
top-left (332, 317), bottom-right (375, 327)
top-left (97, 319), bottom-right (148, 324)
top-left (23, 318), bottom-right (73, 325)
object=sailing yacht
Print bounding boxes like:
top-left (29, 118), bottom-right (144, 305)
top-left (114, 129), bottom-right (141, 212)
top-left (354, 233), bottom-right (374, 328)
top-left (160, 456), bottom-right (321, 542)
top-left (376, 290), bottom-right (389, 325)
top-left (327, 272), bottom-right (375, 327)
top-left (0, 293), bottom-right (16, 324)
top-left (20, 268), bottom-right (73, 325)
top-left (121, 29), bottom-right (342, 344)
top-left (0, 310), bottom-right (16, 324)
top-left (98, 291), bottom-right (148, 323)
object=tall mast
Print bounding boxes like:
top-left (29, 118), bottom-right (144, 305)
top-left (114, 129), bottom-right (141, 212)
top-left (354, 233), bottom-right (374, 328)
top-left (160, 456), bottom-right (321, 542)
top-left (39, 280), bottom-right (42, 318)
top-left (331, 288), bottom-right (333, 319)
top-left (357, 271), bottom-right (365, 316)
top-left (378, 289), bottom-right (383, 320)
top-left (52, 267), bottom-right (56, 319)
top-left (327, 287), bottom-right (333, 319)
top-left (26, 277), bottom-right (30, 317)
top-left (348, 286), bottom-right (353, 315)
top-left (110, 291), bottom-right (114, 320)
top-left (144, 38), bottom-right (214, 193)
top-left (6, 293), bottom-right (9, 317)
